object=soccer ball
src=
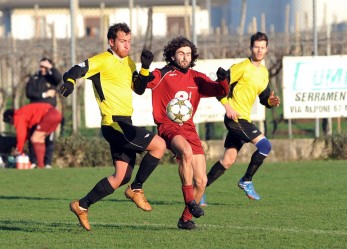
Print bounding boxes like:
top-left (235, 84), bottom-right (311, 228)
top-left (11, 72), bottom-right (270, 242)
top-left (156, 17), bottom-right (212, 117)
top-left (166, 98), bottom-right (193, 124)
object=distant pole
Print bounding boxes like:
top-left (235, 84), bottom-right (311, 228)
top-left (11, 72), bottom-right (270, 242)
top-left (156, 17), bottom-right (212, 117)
top-left (192, 0), bottom-right (197, 46)
top-left (192, 0), bottom-right (198, 135)
top-left (70, 0), bottom-right (78, 134)
top-left (313, 0), bottom-right (319, 138)
top-left (129, 0), bottom-right (133, 32)
top-left (206, 0), bottom-right (211, 34)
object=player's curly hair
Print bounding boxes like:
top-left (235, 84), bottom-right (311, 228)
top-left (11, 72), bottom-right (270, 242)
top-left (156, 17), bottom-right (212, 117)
top-left (163, 36), bottom-right (199, 68)
top-left (107, 23), bottom-right (131, 40)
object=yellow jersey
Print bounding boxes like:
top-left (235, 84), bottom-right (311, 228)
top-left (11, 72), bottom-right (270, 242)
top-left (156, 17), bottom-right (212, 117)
top-left (220, 58), bottom-right (270, 122)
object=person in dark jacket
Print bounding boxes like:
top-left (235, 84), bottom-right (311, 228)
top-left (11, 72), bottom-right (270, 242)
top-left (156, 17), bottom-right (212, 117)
top-left (25, 57), bottom-right (62, 169)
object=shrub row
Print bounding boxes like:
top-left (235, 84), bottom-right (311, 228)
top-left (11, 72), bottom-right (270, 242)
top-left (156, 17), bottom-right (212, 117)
top-left (51, 132), bottom-right (347, 167)
top-left (53, 135), bottom-right (176, 168)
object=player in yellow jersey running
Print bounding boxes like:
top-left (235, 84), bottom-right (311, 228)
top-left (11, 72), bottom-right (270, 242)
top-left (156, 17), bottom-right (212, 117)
top-left (60, 23), bottom-right (166, 231)
top-left (205, 32), bottom-right (280, 201)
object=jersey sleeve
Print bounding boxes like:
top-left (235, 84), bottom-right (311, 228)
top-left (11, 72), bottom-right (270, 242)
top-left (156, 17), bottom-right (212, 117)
top-left (229, 62), bottom-right (244, 83)
top-left (63, 60), bottom-right (89, 83)
top-left (146, 68), bottom-right (162, 89)
top-left (197, 72), bottom-right (229, 98)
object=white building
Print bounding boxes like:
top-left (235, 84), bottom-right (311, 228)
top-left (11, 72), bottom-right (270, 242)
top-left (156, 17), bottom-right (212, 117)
top-left (0, 0), bottom-right (229, 39)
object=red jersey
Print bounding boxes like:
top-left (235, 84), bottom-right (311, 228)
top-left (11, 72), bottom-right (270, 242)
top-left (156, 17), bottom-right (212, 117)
top-left (13, 103), bottom-right (54, 153)
top-left (147, 65), bottom-right (228, 126)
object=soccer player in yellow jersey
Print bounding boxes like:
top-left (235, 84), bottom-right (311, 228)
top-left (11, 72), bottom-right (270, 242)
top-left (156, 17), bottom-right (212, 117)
top-left (205, 32), bottom-right (280, 201)
top-left (60, 23), bottom-right (166, 231)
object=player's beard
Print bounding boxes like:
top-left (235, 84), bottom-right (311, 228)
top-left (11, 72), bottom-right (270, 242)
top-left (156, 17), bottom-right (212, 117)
top-left (177, 59), bottom-right (190, 69)
top-left (114, 45), bottom-right (129, 58)
top-left (118, 50), bottom-right (129, 58)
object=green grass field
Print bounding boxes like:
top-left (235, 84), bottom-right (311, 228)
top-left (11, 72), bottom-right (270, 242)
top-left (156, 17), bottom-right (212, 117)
top-left (1, 160), bottom-right (346, 249)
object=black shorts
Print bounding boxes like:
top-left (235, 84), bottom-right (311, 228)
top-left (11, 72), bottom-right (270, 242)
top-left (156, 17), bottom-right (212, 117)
top-left (223, 116), bottom-right (262, 151)
top-left (101, 116), bottom-right (155, 166)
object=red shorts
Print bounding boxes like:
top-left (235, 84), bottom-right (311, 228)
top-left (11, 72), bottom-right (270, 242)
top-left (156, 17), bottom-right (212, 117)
top-left (36, 108), bottom-right (62, 133)
top-left (157, 122), bottom-right (204, 155)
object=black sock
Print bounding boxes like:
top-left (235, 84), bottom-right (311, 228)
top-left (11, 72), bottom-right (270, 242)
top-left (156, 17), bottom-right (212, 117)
top-left (131, 153), bottom-right (160, 190)
top-left (79, 177), bottom-right (114, 209)
top-left (207, 161), bottom-right (227, 187)
top-left (243, 151), bottom-right (266, 181)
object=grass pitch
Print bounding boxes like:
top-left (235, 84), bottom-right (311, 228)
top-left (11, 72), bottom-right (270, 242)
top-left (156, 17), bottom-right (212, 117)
top-left (0, 160), bottom-right (346, 249)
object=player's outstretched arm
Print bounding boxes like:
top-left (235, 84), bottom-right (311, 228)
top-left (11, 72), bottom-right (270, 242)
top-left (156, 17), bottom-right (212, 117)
top-left (133, 50), bottom-right (155, 95)
top-left (60, 60), bottom-right (89, 97)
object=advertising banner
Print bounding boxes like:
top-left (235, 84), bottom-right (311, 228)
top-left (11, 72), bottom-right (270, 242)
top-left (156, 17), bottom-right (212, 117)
top-left (85, 59), bottom-right (266, 128)
top-left (283, 56), bottom-right (347, 119)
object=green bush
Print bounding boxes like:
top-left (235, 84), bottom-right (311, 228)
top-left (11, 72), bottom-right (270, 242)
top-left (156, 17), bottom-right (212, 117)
top-left (53, 135), bottom-right (110, 167)
top-left (52, 132), bottom-right (347, 168)
top-left (323, 132), bottom-right (347, 160)
top-left (53, 135), bottom-right (176, 167)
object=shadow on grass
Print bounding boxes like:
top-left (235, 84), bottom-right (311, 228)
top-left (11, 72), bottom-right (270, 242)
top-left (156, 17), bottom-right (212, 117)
top-left (0, 219), bottom-right (177, 233)
top-left (0, 195), bottom-right (229, 207)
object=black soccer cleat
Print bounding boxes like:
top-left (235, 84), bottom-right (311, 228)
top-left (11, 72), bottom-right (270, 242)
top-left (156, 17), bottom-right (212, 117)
top-left (187, 200), bottom-right (204, 218)
top-left (177, 218), bottom-right (196, 230)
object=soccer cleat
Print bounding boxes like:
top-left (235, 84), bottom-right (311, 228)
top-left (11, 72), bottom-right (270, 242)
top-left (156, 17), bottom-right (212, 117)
top-left (238, 179), bottom-right (260, 200)
top-left (124, 185), bottom-right (152, 211)
top-left (187, 200), bottom-right (204, 218)
top-left (44, 165), bottom-right (52, 169)
top-left (199, 194), bottom-right (207, 207)
top-left (69, 201), bottom-right (91, 231)
top-left (30, 163), bottom-right (37, 169)
top-left (177, 218), bottom-right (196, 230)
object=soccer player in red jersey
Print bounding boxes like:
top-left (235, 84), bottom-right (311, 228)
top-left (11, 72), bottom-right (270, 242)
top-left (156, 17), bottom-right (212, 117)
top-left (3, 103), bottom-right (62, 169)
top-left (146, 36), bottom-right (229, 230)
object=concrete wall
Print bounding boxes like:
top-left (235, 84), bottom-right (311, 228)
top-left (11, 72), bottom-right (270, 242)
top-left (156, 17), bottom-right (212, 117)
top-left (204, 139), bottom-right (332, 163)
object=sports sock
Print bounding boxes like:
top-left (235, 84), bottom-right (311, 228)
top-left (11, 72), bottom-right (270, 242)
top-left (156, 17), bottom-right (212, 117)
top-left (182, 185), bottom-right (194, 204)
top-left (207, 161), bottom-right (227, 187)
top-left (32, 142), bottom-right (45, 168)
top-left (131, 153), bottom-right (160, 190)
top-left (79, 177), bottom-right (114, 209)
top-left (243, 151), bottom-right (266, 181)
top-left (181, 206), bottom-right (193, 221)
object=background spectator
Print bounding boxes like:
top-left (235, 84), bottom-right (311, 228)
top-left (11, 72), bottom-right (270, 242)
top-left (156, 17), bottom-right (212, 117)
top-left (25, 57), bottom-right (62, 169)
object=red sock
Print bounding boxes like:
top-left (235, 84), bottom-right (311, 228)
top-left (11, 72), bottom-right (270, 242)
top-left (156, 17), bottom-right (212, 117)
top-left (182, 185), bottom-right (194, 204)
top-left (181, 206), bottom-right (193, 221)
top-left (32, 143), bottom-right (45, 168)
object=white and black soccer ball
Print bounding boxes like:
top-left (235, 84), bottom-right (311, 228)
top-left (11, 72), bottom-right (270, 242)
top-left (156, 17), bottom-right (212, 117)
top-left (166, 98), bottom-right (193, 124)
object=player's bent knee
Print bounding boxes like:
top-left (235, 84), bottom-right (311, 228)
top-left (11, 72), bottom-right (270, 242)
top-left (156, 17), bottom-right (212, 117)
top-left (255, 137), bottom-right (272, 156)
top-left (121, 175), bottom-right (132, 186)
top-left (195, 176), bottom-right (207, 189)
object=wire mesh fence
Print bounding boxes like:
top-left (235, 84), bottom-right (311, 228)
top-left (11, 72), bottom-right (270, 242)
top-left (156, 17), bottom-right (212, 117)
top-left (0, 0), bottom-right (346, 137)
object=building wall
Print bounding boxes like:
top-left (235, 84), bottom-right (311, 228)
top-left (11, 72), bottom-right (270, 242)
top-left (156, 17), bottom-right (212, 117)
top-left (1, 5), bottom-right (209, 39)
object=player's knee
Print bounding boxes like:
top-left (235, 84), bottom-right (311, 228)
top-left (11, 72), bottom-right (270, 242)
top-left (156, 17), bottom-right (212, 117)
top-left (121, 175), bottom-right (132, 186)
top-left (255, 137), bottom-right (272, 156)
top-left (180, 149), bottom-right (193, 163)
top-left (195, 175), bottom-right (207, 190)
top-left (220, 157), bottom-right (236, 168)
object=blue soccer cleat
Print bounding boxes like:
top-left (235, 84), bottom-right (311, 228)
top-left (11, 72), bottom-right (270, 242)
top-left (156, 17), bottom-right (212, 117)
top-left (238, 179), bottom-right (260, 200)
top-left (199, 193), bottom-right (207, 206)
